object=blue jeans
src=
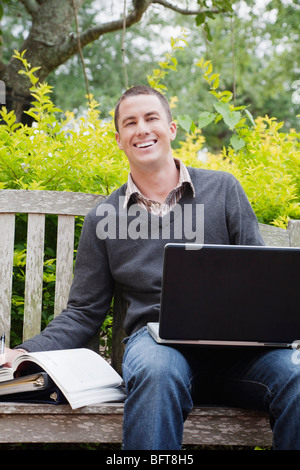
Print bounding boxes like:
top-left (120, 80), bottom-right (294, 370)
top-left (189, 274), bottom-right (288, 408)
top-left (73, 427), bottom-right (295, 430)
top-left (122, 327), bottom-right (300, 450)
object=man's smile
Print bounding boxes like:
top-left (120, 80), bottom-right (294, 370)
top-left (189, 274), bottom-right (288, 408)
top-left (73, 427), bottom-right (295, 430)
top-left (134, 140), bottom-right (157, 149)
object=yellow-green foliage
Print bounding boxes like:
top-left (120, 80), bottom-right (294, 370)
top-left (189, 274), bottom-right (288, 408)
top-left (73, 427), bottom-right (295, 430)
top-left (0, 52), bottom-right (129, 195)
top-left (174, 117), bottom-right (300, 228)
top-left (0, 101), bottom-right (129, 194)
top-left (173, 57), bottom-right (300, 229)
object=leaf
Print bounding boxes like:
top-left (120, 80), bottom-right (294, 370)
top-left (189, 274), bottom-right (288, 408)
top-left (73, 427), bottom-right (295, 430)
top-left (245, 109), bottom-right (256, 127)
top-left (197, 112), bottom-right (216, 129)
top-left (214, 101), bottom-right (230, 115)
top-left (204, 23), bottom-right (213, 42)
top-left (230, 134), bottom-right (245, 151)
top-left (195, 13), bottom-right (206, 25)
top-left (216, 90), bottom-right (233, 103)
top-left (214, 102), bottom-right (241, 130)
top-left (195, 57), bottom-right (204, 68)
top-left (204, 63), bottom-right (213, 76)
top-left (209, 73), bottom-right (220, 90)
top-left (177, 114), bottom-right (194, 133)
top-left (224, 111), bottom-right (241, 130)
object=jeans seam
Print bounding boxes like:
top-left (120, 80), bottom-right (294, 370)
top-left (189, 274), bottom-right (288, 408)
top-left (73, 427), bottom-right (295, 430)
top-left (225, 377), bottom-right (275, 397)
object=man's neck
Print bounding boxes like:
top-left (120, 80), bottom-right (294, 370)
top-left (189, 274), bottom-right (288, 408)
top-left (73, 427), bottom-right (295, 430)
top-left (130, 158), bottom-right (179, 204)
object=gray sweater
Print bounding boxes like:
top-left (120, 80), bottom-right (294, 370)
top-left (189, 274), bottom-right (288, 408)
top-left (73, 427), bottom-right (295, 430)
top-left (20, 168), bottom-right (264, 352)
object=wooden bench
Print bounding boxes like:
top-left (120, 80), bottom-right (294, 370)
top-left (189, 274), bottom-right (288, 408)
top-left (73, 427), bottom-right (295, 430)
top-left (0, 189), bottom-right (300, 448)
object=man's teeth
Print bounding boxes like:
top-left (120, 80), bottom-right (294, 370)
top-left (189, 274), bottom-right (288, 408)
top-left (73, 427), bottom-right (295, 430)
top-left (135, 140), bottom-right (156, 148)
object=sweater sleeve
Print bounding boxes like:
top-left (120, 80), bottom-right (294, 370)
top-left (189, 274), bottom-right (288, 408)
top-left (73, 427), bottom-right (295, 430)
top-left (19, 206), bottom-right (115, 352)
top-left (226, 177), bottom-right (265, 246)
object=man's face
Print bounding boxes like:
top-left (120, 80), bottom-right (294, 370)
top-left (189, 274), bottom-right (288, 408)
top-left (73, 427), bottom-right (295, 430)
top-left (115, 94), bottom-right (177, 173)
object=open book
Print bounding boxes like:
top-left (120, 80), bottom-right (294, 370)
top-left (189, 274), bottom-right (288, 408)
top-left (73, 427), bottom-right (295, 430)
top-left (0, 348), bottom-right (125, 409)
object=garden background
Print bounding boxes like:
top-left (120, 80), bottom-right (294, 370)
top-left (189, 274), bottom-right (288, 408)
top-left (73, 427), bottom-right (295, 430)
top-left (0, 0), bottom-right (299, 349)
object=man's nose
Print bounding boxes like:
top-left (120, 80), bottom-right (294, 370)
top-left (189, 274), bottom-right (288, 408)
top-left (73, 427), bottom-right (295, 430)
top-left (136, 120), bottom-right (149, 135)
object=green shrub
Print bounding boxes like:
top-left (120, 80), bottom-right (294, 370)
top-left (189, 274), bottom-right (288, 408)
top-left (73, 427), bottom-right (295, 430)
top-left (174, 59), bottom-right (300, 228)
top-left (174, 116), bottom-right (300, 227)
top-left (0, 54), bottom-right (128, 194)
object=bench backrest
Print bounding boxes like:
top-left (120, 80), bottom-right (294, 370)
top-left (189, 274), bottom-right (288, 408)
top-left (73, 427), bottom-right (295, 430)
top-left (1, 189), bottom-right (300, 371)
top-left (0, 190), bottom-right (104, 346)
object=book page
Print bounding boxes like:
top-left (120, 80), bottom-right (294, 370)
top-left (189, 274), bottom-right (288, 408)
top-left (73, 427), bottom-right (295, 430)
top-left (0, 366), bottom-right (14, 381)
top-left (14, 348), bottom-right (123, 395)
top-left (0, 352), bottom-right (14, 381)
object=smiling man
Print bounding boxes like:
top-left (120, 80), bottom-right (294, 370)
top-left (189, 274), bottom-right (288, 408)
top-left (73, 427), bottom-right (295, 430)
top-left (5, 86), bottom-right (300, 450)
top-left (115, 88), bottom-right (179, 206)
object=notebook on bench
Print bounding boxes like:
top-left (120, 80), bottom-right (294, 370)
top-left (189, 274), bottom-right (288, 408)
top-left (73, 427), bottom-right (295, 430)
top-left (147, 243), bottom-right (300, 348)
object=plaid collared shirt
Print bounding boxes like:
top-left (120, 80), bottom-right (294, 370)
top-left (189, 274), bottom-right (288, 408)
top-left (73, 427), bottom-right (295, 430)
top-left (123, 159), bottom-right (195, 217)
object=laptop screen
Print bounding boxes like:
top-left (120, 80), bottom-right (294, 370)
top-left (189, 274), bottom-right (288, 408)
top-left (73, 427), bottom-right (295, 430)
top-left (159, 244), bottom-right (300, 344)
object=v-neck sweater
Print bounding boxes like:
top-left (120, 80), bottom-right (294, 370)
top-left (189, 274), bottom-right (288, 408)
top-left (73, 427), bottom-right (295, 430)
top-left (20, 167), bottom-right (264, 352)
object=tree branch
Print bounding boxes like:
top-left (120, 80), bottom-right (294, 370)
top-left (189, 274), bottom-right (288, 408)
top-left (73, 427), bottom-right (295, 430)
top-left (55, 0), bottom-right (225, 75)
top-left (18, 0), bottom-right (39, 17)
top-left (151, 0), bottom-right (221, 15)
top-left (78, 0), bottom-right (152, 48)
top-left (76, 0), bottom-right (225, 52)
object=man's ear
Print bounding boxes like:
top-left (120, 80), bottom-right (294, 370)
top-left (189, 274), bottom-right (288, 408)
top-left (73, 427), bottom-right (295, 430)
top-left (115, 132), bottom-right (123, 150)
top-left (169, 121), bottom-right (177, 142)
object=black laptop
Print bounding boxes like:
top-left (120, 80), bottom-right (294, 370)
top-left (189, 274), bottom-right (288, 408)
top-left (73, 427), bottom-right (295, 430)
top-left (147, 243), bottom-right (300, 348)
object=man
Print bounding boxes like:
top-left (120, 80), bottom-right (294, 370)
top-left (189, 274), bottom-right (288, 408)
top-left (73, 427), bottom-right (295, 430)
top-left (4, 86), bottom-right (300, 449)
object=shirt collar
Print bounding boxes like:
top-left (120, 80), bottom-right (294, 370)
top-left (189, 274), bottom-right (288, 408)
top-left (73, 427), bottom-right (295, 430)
top-left (123, 158), bottom-right (195, 208)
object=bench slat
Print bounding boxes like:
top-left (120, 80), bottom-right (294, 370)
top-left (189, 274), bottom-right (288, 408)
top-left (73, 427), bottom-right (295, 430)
top-left (23, 214), bottom-right (45, 340)
top-left (259, 223), bottom-right (290, 247)
top-left (0, 189), bottom-right (105, 216)
top-left (289, 220), bottom-right (300, 247)
top-left (0, 213), bottom-right (15, 346)
top-left (0, 403), bottom-right (272, 446)
top-left (54, 215), bottom-right (75, 318)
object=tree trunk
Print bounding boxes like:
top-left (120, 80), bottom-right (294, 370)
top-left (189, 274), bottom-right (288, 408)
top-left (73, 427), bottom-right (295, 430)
top-left (0, 0), bottom-right (150, 122)
top-left (1, 0), bottom-right (84, 122)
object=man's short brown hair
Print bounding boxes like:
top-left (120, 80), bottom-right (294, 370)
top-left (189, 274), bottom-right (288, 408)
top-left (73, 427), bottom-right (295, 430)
top-left (114, 85), bottom-right (173, 132)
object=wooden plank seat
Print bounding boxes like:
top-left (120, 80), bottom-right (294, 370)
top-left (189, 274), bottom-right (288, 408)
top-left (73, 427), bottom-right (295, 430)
top-left (0, 189), bottom-right (299, 447)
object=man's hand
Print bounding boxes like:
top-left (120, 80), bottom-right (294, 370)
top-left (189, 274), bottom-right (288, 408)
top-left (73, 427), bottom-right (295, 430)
top-left (0, 348), bottom-right (25, 368)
